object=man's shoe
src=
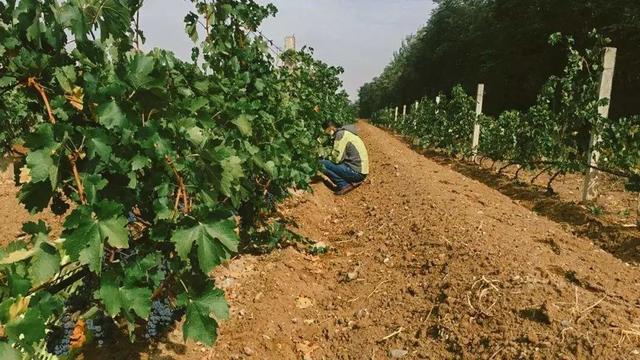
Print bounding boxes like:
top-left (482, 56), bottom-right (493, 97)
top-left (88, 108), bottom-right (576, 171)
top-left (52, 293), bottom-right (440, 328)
top-left (334, 184), bottom-right (354, 196)
top-left (323, 178), bottom-right (338, 191)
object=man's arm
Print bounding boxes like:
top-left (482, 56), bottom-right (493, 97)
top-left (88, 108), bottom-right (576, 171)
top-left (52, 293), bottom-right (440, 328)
top-left (332, 131), bottom-right (348, 163)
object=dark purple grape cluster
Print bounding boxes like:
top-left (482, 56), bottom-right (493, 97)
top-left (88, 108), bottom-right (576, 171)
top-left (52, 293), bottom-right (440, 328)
top-left (117, 247), bottom-right (139, 264)
top-left (157, 259), bottom-right (170, 279)
top-left (145, 299), bottom-right (176, 339)
top-left (86, 319), bottom-right (104, 346)
top-left (65, 290), bottom-right (90, 313)
top-left (46, 314), bottom-right (75, 356)
top-left (266, 192), bottom-right (276, 206)
top-left (86, 312), bottom-right (115, 347)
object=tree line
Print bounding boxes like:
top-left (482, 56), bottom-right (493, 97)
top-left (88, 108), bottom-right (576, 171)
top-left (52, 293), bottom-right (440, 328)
top-left (358, 0), bottom-right (640, 119)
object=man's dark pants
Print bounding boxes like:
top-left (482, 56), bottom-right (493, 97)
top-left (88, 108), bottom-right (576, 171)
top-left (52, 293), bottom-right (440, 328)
top-left (320, 159), bottom-right (365, 190)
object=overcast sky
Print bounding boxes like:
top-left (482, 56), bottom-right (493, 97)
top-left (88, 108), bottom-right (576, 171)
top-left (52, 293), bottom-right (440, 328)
top-left (140, 1), bottom-right (436, 101)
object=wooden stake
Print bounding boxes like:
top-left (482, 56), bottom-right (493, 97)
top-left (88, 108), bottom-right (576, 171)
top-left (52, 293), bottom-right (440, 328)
top-left (472, 84), bottom-right (485, 161)
top-left (582, 47), bottom-right (617, 202)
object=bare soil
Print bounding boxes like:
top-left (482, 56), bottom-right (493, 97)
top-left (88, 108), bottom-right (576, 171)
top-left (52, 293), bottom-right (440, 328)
top-left (0, 159), bottom-right (63, 248)
top-left (4, 122), bottom-right (640, 359)
top-left (419, 147), bottom-right (640, 265)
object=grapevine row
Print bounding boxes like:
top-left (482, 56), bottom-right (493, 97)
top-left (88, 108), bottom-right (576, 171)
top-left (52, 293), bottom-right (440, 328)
top-left (0, 0), bottom-right (353, 358)
top-left (371, 32), bottom-right (640, 197)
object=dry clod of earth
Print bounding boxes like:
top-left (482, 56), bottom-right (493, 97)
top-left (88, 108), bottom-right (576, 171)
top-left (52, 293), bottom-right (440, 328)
top-left (389, 348), bottom-right (409, 358)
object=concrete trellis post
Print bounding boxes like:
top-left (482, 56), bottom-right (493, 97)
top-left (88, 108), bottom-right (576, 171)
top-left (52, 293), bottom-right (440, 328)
top-left (394, 106), bottom-right (399, 124)
top-left (472, 84), bottom-right (485, 161)
top-left (283, 36), bottom-right (296, 69)
top-left (582, 47), bottom-right (617, 202)
top-left (284, 35), bottom-right (296, 51)
top-left (402, 105), bottom-right (407, 123)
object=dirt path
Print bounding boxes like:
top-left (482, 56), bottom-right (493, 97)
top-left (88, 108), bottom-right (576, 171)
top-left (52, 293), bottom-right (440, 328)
top-left (5, 122), bottom-right (640, 359)
top-left (124, 121), bottom-right (638, 360)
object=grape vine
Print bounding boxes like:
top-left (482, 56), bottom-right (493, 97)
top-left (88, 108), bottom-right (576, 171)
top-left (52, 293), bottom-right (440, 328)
top-left (0, 0), bottom-right (354, 358)
top-left (371, 31), bottom-right (640, 193)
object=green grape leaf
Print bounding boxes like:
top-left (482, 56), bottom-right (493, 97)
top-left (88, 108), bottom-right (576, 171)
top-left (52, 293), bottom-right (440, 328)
top-left (86, 132), bottom-right (113, 160)
top-left (193, 288), bottom-right (229, 321)
top-left (231, 114), bottom-right (253, 136)
top-left (97, 273), bottom-right (152, 319)
top-left (255, 79), bottom-right (265, 92)
top-left (28, 241), bottom-right (60, 287)
top-left (24, 124), bottom-right (56, 151)
top-left (120, 286), bottom-right (152, 319)
top-left (171, 220), bottom-right (238, 274)
top-left (183, 302), bottom-right (218, 346)
top-left (5, 307), bottom-right (45, 345)
top-left (97, 100), bottom-right (126, 130)
top-left (54, 65), bottom-right (77, 93)
top-left (97, 273), bottom-right (121, 316)
top-left (98, 217), bottom-right (130, 248)
top-left (187, 127), bottom-right (205, 146)
top-left (58, 3), bottom-right (89, 42)
top-left (64, 206), bottom-right (128, 273)
top-left (96, 0), bottom-right (131, 41)
top-left (0, 76), bottom-right (16, 87)
top-left (22, 220), bottom-right (48, 235)
top-left (7, 272), bottom-right (31, 297)
top-left (25, 149), bottom-right (57, 186)
top-left (131, 154), bottom-right (150, 171)
top-left (219, 155), bottom-right (244, 197)
top-left (0, 342), bottom-right (20, 360)
top-left (188, 97), bottom-right (208, 113)
top-left (127, 53), bottom-right (156, 89)
top-left (83, 174), bottom-right (108, 205)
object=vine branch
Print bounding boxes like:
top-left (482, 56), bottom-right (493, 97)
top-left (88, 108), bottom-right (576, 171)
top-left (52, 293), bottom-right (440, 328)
top-left (26, 77), bottom-right (56, 124)
top-left (166, 156), bottom-right (190, 214)
top-left (68, 151), bottom-right (87, 205)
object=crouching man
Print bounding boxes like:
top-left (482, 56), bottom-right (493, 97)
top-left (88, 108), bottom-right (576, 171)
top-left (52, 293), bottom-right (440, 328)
top-left (320, 120), bottom-right (369, 195)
